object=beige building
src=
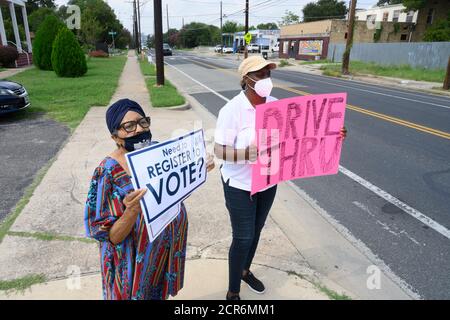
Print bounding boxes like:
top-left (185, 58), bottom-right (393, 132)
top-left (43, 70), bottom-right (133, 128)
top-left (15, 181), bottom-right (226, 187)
top-left (355, 3), bottom-right (418, 24)
top-left (279, 19), bottom-right (413, 60)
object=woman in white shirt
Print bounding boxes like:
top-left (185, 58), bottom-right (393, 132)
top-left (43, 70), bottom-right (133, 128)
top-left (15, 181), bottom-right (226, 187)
top-left (214, 56), bottom-right (347, 300)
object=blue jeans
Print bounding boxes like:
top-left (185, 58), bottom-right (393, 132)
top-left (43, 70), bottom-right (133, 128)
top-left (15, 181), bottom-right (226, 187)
top-left (222, 176), bottom-right (277, 293)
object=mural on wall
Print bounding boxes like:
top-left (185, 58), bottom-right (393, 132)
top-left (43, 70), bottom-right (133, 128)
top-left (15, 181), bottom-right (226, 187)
top-left (299, 40), bottom-right (323, 55)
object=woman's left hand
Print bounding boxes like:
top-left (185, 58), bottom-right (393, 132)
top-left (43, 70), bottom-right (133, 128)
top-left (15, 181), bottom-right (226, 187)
top-left (340, 127), bottom-right (348, 140)
top-left (206, 153), bottom-right (215, 172)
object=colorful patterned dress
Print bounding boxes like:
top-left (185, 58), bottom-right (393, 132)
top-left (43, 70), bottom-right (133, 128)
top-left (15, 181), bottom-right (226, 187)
top-left (84, 157), bottom-right (188, 300)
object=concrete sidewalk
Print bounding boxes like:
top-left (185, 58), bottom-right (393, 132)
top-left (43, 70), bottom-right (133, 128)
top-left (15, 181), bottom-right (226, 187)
top-left (0, 66), bottom-right (34, 80)
top-left (0, 51), bottom-right (341, 300)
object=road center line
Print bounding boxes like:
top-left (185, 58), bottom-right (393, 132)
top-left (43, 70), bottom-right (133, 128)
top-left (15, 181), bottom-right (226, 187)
top-left (165, 57), bottom-right (450, 242)
top-left (283, 70), bottom-right (450, 104)
top-left (277, 70), bottom-right (450, 109)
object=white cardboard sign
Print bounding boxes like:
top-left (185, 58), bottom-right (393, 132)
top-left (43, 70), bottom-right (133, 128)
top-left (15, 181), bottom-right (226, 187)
top-left (126, 129), bottom-right (207, 242)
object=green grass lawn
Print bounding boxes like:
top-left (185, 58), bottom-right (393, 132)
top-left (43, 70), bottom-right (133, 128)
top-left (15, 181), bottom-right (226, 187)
top-left (138, 58), bottom-right (185, 107)
top-left (146, 77), bottom-right (185, 107)
top-left (320, 60), bottom-right (445, 83)
top-left (6, 56), bottom-right (127, 130)
top-left (139, 58), bottom-right (156, 76)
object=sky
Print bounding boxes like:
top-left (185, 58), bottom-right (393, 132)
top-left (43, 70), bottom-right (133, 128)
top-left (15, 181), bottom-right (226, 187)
top-left (55, 0), bottom-right (378, 36)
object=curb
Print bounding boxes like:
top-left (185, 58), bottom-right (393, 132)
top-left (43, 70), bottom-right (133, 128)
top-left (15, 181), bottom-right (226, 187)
top-left (157, 101), bottom-right (191, 111)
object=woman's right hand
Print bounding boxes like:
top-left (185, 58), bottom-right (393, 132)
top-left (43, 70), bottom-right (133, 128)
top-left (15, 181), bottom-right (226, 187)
top-left (246, 144), bottom-right (258, 162)
top-left (123, 189), bottom-right (147, 215)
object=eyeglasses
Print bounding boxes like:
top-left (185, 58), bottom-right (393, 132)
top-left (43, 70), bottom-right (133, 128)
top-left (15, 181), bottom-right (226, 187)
top-left (118, 116), bottom-right (151, 133)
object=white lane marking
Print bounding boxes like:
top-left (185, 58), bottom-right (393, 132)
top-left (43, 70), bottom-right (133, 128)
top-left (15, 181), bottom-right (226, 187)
top-left (341, 166), bottom-right (450, 240)
top-left (165, 58), bottom-right (450, 242)
top-left (278, 71), bottom-right (450, 109)
top-left (165, 59), bottom-right (231, 102)
top-left (294, 72), bottom-right (450, 104)
top-left (178, 54), bottom-right (450, 107)
top-left (178, 53), bottom-right (450, 104)
top-left (353, 201), bottom-right (422, 246)
top-left (286, 70), bottom-right (450, 102)
top-left (289, 182), bottom-right (421, 299)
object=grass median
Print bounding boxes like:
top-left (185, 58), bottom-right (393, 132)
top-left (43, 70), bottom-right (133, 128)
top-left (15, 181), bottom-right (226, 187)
top-left (7, 55), bottom-right (127, 130)
top-left (320, 60), bottom-right (445, 83)
top-left (139, 58), bottom-right (186, 108)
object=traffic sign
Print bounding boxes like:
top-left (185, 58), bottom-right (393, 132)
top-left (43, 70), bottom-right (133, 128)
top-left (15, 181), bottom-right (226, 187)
top-left (244, 32), bottom-right (252, 45)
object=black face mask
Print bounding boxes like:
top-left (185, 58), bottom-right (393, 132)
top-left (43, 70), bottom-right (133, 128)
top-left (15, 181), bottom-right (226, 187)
top-left (122, 130), bottom-right (152, 152)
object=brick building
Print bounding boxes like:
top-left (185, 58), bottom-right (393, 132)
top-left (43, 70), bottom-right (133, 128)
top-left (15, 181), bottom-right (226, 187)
top-left (279, 19), bottom-right (413, 60)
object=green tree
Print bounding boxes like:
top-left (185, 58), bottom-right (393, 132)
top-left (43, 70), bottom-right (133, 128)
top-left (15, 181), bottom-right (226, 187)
top-left (146, 34), bottom-right (154, 49)
top-left (163, 28), bottom-right (179, 46)
top-left (32, 15), bottom-right (65, 70)
top-left (178, 22), bottom-right (220, 48)
top-left (402, 0), bottom-right (426, 11)
top-left (51, 26), bottom-right (87, 77)
top-left (28, 7), bottom-right (58, 33)
top-left (423, 12), bottom-right (450, 41)
top-left (80, 7), bottom-right (106, 48)
top-left (279, 10), bottom-right (300, 26)
top-left (69, 0), bottom-right (124, 44)
top-left (222, 21), bottom-right (238, 33)
top-left (26, 0), bottom-right (56, 15)
top-left (115, 29), bottom-right (133, 49)
top-left (376, 0), bottom-right (403, 6)
top-left (256, 22), bottom-right (278, 30)
top-left (302, 0), bottom-right (347, 22)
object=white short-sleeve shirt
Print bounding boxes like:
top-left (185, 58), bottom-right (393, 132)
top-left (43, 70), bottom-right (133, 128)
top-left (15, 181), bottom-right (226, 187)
top-left (215, 91), bottom-right (278, 191)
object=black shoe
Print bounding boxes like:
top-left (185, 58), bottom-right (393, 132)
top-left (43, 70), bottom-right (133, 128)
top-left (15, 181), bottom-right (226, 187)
top-left (226, 293), bottom-right (241, 300)
top-left (242, 271), bottom-right (265, 294)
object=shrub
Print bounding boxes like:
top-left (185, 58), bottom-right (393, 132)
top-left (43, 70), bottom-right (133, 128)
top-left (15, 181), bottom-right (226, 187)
top-left (0, 45), bottom-right (19, 67)
top-left (32, 15), bottom-right (64, 70)
top-left (51, 27), bottom-right (87, 77)
top-left (279, 59), bottom-right (292, 67)
top-left (88, 50), bottom-right (109, 58)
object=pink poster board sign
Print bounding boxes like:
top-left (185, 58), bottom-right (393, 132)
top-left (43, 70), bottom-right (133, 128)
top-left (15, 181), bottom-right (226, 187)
top-left (251, 93), bottom-right (347, 195)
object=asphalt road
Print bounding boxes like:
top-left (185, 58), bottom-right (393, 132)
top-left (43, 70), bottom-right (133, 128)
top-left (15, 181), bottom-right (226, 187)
top-left (157, 50), bottom-right (450, 299)
top-left (0, 112), bottom-right (69, 223)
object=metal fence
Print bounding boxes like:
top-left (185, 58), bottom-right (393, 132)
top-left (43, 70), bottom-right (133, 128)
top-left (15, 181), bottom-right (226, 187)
top-left (327, 42), bottom-right (450, 70)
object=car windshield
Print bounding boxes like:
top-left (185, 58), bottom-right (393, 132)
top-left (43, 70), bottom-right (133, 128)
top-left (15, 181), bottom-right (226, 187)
top-left (163, 44), bottom-right (170, 49)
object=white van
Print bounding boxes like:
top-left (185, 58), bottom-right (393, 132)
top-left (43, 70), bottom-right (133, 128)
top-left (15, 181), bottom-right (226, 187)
top-left (271, 42), bottom-right (279, 53)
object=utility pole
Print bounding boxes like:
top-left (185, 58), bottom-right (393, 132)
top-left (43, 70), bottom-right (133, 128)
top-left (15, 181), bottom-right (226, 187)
top-left (133, 0), bottom-right (139, 53)
top-left (154, 0), bottom-right (164, 85)
top-left (220, 1), bottom-right (223, 53)
top-left (132, 8), bottom-right (136, 49)
top-left (244, 0), bottom-right (249, 59)
top-left (342, 0), bottom-right (357, 75)
top-left (166, 4), bottom-right (170, 34)
top-left (137, 0), bottom-right (142, 53)
top-left (444, 55), bottom-right (450, 90)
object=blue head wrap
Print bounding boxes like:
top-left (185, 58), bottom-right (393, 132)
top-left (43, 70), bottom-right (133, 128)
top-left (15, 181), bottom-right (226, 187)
top-left (106, 99), bottom-right (146, 134)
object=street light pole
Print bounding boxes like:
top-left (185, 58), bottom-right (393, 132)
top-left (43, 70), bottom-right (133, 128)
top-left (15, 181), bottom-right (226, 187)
top-left (154, 0), bottom-right (164, 86)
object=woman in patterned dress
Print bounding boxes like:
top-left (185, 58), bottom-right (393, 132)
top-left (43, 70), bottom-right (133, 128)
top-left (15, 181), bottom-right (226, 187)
top-left (84, 99), bottom-right (214, 300)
